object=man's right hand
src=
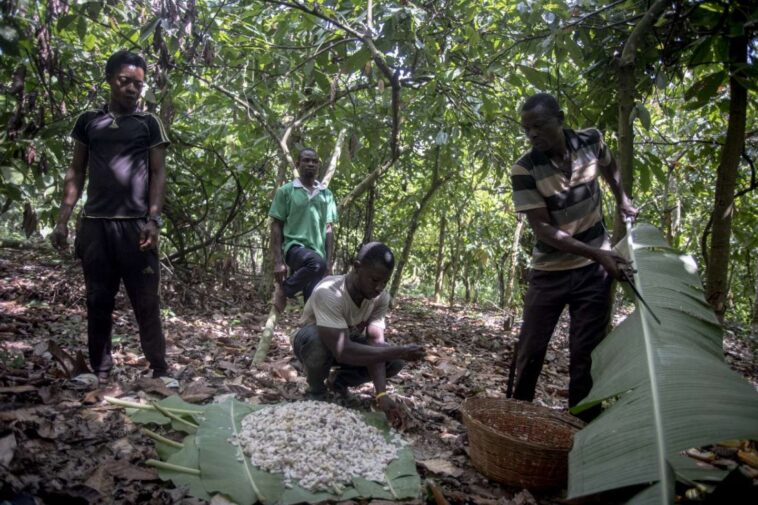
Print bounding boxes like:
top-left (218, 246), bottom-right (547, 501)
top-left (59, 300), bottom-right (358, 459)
top-left (273, 261), bottom-right (288, 284)
top-left (377, 395), bottom-right (406, 430)
top-left (595, 250), bottom-right (633, 281)
top-left (399, 344), bottom-right (425, 361)
top-left (50, 223), bottom-right (69, 251)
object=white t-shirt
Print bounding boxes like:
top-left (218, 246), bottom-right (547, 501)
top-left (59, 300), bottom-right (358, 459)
top-left (300, 275), bottom-right (389, 333)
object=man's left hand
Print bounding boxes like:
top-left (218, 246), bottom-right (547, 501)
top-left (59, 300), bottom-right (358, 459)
top-left (139, 221), bottom-right (159, 251)
top-left (377, 395), bottom-right (405, 430)
top-left (620, 199), bottom-right (639, 223)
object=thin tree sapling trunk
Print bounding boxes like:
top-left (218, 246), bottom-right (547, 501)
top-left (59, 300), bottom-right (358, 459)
top-left (706, 33), bottom-right (748, 320)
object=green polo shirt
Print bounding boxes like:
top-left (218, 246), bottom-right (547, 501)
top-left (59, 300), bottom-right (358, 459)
top-left (268, 179), bottom-right (338, 259)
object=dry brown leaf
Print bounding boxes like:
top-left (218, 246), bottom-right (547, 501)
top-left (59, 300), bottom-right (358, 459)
top-left (107, 460), bottom-right (159, 481)
top-left (217, 360), bottom-right (239, 373)
top-left (83, 389), bottom-right (103, 405)
top-left (0, 406), bottom-right (46, 423)
top-left (272, 362), bottom-right (298, 382)
top-left (420, 458), bottom-right (463, 478)
top-left (426, 480), bottom-right (451, 505)
top-left (737, 449), bottom-right (758, 469)
top-left (84, 464), bottom-right (114, 496)
top-left (512, 489), bottom-right (538, 505)
top-left (0, 385), bottom-right (37, 394)
top-left (132, 377), bottom-right (175, 398)
top-left (47, 339), bottom-right (76, 377)
top-left (0, 433), bottom-right (17, 467)
top-left (181, 379), bottom-right (217, 403)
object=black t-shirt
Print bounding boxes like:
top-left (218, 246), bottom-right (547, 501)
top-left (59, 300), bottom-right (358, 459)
top-left (70, 106), bottom-right (170, 218)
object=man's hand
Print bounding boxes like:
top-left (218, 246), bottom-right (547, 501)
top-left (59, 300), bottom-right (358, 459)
top-left (595, 250), bottom-right (633, 281)
top-left (399, 344), bottom-right (425, 361)
top-left (377, 395), bottom-right (405, 430)
top-left (139, 221), bottom-right (159, 251)
top-left (50, 223), bottom-right (69, 251)
top-left (274, 261), bottom-right (288, 284)
top-left (619, 198), bottom-right (639, 223)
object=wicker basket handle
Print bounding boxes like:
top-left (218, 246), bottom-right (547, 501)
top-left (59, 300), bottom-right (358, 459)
top-left (547, 412), bottom-right (586, 431)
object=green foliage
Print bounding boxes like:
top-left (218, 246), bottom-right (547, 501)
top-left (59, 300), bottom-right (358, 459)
top-left (569, 224), bottom-right (758, 503)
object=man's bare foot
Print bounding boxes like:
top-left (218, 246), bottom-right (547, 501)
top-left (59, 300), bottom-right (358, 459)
top-left (273, 283), bottom-right (287, 313)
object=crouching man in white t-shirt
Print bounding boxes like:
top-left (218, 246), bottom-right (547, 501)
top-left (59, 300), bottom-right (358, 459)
top-left (291, 242), bottom-right (425, 428)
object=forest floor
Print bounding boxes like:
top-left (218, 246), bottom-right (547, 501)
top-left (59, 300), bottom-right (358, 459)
top-left (0, 244), bottom-right (756, 505)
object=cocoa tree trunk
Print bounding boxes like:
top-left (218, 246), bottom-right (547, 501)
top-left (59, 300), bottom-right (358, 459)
top-left (613, 61), bottom-right (635, 244)
top-left (389, 149), bottom-right (448, 299)
top-left (463, 263), bottom-right (471, 304)
top-left (497, 251), bottom-right (507, 309)
top-left (433, 211), bottom-right (447, 303)
top-left (504, 214), bottom-right (525, 308)
top-left (706, 33), bottom-right (748, 320)
top-left (751, 254), bottom-right (758, 337)
top-left (363, 185), bottom-right (375, 244)
top-left (612, 0), bottom-right (669, 243)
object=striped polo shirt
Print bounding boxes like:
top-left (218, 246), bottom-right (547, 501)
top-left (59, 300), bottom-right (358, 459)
top-left (511, 128), bottom-right (612, 271)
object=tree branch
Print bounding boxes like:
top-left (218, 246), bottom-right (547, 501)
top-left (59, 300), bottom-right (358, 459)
top-left (620, 0), bottom-right (670, 67)
top-left (322, 128), bottom-right (347, 188)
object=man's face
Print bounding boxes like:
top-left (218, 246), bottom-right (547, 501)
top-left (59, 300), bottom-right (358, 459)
top-left (520, 105), bottom-right (564, 153)
top-left (354, 262), bottom-right (392, 300)
top-left (108, 65), bottom-right (145, 110)
top-left (297, 150), bottom-right (320, 181)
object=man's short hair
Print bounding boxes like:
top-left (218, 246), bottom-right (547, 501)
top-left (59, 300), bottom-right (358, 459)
top-left (356, 242), bottom-right (394, 271)
top-left (297, 147), bottom-right (318, 161)
top-left (105, 50), bottom-right (147, 80)
top-left (521, 93), bottom-right (561, 118)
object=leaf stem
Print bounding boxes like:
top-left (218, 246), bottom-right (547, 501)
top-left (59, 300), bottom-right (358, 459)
top-left (145, 459), bottom-right (201, 475)
top-left (229, 399), bottom-right (265, 500)
top-left (626, 221), bottom-right (670, 502)
top-left (386, 477), bottom-right (398, 499)
top-left (142, 428), bottom-right (184, 448)
top-left (152, 400), bottom-right (200, 429)
top-left (104, 396), bottom-right (204, 415)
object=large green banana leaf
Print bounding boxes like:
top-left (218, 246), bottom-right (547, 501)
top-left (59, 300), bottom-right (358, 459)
top-left (113, 396), bottom-right (420, 504)
top-left (568, 223), bottom-right (758, 504)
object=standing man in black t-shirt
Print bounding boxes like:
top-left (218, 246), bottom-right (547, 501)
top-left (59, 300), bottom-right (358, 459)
top-left (51, 50), bottom-right (171, 385)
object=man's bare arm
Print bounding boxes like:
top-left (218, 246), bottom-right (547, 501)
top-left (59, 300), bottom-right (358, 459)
top-left (51, 142), bottom-right (88, 249)
top-left (524, 207), bottom-right (626, 279)
top-left (147, 145), bottom-right (167, 217)
top-left (271, 218), bottom-right (287, 283)
top-left (325, 222), bottom-right (334, 273)
top-left (56, 142), bottom-right (88, 226)
top-left (365, 325), bottom-right (388, 393)
top-left (599, 156), bottom-right (637, 219)
top-left (317, 326), bottom-right (422, 367)
top-left (138, 145), bottom-right (168, 250)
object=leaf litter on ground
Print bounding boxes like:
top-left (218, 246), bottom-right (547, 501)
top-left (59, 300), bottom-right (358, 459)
top-left (1, 244), bottom-right (756, 504)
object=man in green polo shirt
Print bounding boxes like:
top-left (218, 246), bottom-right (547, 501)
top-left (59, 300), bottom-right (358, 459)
top-left (269, 148), bottom-right (338, 312)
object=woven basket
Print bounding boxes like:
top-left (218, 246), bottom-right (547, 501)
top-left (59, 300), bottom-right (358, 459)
top-left (462, 397), bottom-right (585, 490)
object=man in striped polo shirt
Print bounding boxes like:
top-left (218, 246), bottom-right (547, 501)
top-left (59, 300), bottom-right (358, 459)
top-left (510, 93), bottom-right (637, 421)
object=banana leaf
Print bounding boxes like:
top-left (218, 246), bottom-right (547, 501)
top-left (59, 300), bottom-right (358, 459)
top-left (114, 396), bottom-right (420, 504)
top-left (568, 223), bottom-right (758, 504)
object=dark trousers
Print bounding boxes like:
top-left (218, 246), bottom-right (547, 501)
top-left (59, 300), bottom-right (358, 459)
top-left (513, 262), bottom-right (612, 414)
top-left (283, 245), bottom-right (327, 302)
top-left (76, 218), bottom-right (167, 376)
top-left (292, 324), bottom-right (404, 394)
